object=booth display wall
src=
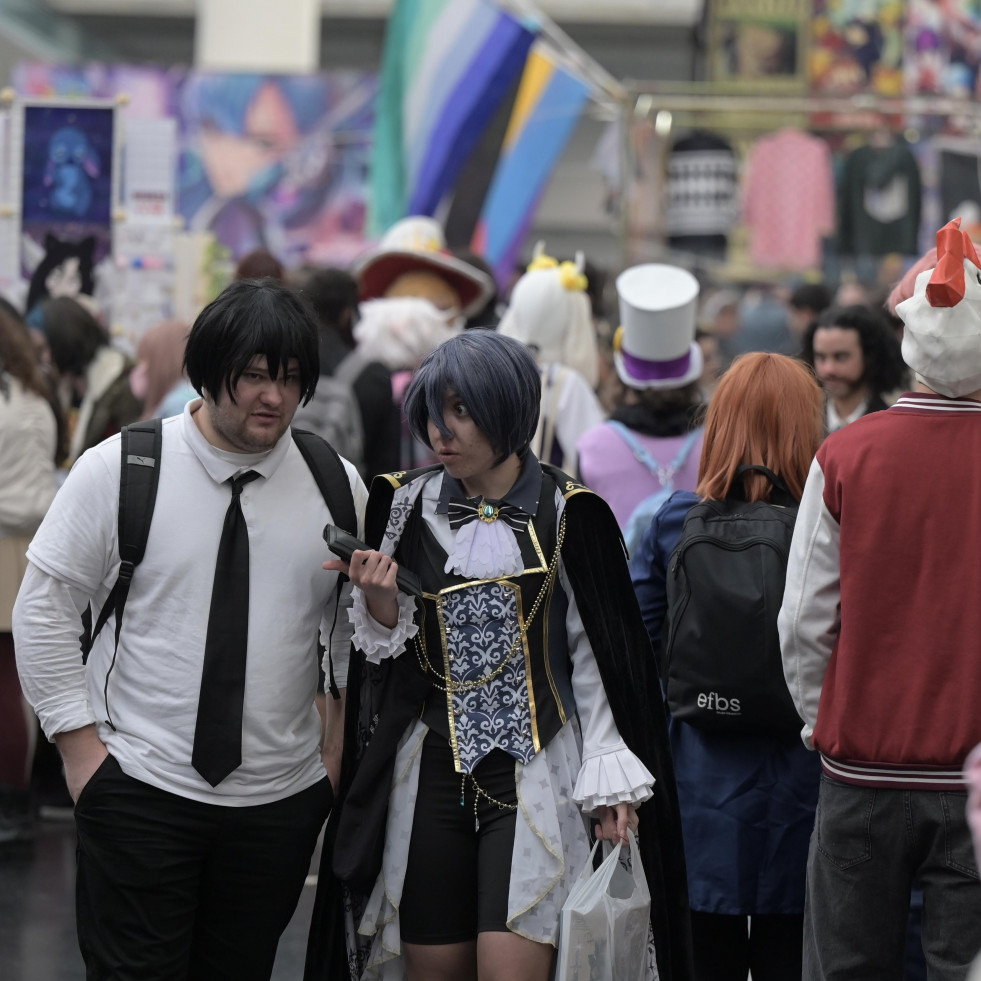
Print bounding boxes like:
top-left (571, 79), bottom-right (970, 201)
top-left (2, 16), bottom-right (698, 281)
top-left (15, 63), bottom-right (376, 271)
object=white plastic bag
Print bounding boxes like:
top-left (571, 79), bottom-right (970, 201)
top-left (556, 829), bottom-right (652, 981)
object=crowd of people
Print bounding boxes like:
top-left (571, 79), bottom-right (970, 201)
top-left (3, 208), bottom-right (981, 981)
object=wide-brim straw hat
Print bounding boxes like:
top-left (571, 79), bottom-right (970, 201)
top-left (353, 216), bottom-right (494, 318)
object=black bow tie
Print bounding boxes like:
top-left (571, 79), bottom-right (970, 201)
top-left (447, 497), bottom-right (530, 532)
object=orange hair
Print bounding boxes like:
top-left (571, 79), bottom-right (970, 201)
top-left (695, 352), bottom-right (823, 503)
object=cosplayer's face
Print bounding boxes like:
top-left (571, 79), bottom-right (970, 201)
top-left (200, 355), bottom-right (301, 453)
top-left (812, 326), bottom-right (866, 400)
top-left (427, 389), bottom-right (499, 486)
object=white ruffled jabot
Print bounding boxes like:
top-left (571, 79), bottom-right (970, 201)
top-left (573, 745), bottom-right (655, 814)
top-left (444, 516), bottom-right (525, 579)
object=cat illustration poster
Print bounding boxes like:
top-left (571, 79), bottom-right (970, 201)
top-left (20, 102), bottom-right (115, 312)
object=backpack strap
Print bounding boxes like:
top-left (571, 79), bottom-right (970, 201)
top-left (83, 419), bottom-right (163, 728)
top-left (332, 349), bottom-right (367, 388)
top-left (292, 428), bottom-right (358, 700)
top-left (607, 421), bottom-right (701, 488)
top-left (292, 428), bottom-right (357, 535)
top-left (734, 464), bottom-right (797, 506)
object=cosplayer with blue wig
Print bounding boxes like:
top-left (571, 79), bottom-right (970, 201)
top-left (306, 330), bottom-right (693, 981)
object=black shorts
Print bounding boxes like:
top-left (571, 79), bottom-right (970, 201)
top-left (399, 730), bottom-right (519, 944)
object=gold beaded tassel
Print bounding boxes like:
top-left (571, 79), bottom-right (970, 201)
top-left (460, 770), bottom-right (518, 832)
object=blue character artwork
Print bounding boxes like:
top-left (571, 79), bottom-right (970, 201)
top-left (44, 127), bottom-right (101, 218)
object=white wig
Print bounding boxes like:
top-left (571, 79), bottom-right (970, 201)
top-left (497, 245), bottom-right (599, 387)
top-left (353, 296), bottom-right (461, 372)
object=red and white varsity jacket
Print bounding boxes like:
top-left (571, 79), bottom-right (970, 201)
top-left (779, 392), bottom-right (981, 790)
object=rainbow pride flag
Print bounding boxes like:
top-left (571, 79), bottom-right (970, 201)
top-left (369, 0), bottom-right (535, 235)
top-left (471, 45), bottom-right (590, 286)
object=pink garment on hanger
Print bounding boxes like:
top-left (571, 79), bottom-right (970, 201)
top-left (743, 128), bottom-right (836, 270)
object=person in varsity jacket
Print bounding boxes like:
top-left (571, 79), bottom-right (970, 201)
top-left (778, 218), bottom-right (981, 979)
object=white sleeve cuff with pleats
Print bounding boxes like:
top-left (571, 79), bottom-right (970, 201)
top-left (347, 586), bottom-right (419, 663)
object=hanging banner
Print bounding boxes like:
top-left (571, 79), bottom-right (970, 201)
top-left (19, 100), bottom-right (118, 314)
top-left (124, 117), bottom-right (177, 225)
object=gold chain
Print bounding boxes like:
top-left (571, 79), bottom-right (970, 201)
top-left (460, 772), bottom-right (518, 820)
top-left (415, 514), bottom-right (567, 694)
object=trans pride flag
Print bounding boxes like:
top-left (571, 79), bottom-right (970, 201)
top-left (369, 0), bottom-right (535, 235)
top-left (472, 45), bottom-right (590, 286)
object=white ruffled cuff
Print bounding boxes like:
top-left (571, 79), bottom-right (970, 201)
top-left (573, 745), bottom-right (656, 813)
top-left (347, 586), bottom-right (419, 663)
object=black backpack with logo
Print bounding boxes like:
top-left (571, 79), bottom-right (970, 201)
top-left (661, 465), bottom-right (802, 735)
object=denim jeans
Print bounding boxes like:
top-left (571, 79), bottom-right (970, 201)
top-left (803, 774), bottom-right (981, 981)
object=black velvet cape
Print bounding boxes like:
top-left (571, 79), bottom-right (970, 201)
top-left (304, 465), bottom-right (694, 981)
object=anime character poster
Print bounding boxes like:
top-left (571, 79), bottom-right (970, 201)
top-left (905, 0), bottom-right (981, 96)
top-left (810, 0), bottom-right (906, 95)
top-left (20, 103), bottom-right (116, 313)
top-left (177, 73), bottom-right (376, 267)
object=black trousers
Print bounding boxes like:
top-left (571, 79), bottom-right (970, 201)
top-left (73, 755), bottom-right (332, 981)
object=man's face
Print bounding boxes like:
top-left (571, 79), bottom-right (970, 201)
top-left (202, 355), bottom-right (301, 453)
top-left (812, 326), bottom-right (866, 400)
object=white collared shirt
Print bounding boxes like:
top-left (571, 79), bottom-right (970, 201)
top-left (14, 400), bottom-right (367, 805)
top-left (826, 396), bottom-right (868, 432)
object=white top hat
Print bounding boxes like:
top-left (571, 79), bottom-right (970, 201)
top-left (613, 264), bottom-right (702, 390)
top-left (897, 218), bottom-right (981, 398)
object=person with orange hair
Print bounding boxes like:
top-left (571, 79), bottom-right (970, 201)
top-left (630, 352), bottom-right (825, 981)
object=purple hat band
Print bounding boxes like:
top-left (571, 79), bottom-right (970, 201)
top-left (620, 347), bottom-right (692, 381)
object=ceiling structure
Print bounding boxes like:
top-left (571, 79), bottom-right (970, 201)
top-left (43, 0), bottom-right (705, 25)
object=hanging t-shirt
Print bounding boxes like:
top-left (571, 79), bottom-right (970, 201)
top-left (742, 128), bottom-right (836, 271)
top-left (837, 140), bottom-right (922, 255)
top-left (666, 131), bottom-right (739, 257)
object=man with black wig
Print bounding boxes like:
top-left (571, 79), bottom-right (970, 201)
top-left (14, 279), bottom-right (367, 980)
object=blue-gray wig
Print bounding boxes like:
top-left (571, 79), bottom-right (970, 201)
top-left (404, 330), bottom-right (541, 466)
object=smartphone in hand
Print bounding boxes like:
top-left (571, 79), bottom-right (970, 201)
top-left (323, 524), bottom-right (423, 599)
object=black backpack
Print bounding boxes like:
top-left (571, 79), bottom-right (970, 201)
top-left (661, 465), bottom-right (802, 736)
top-left (81, 420), bottom-right (357, 725)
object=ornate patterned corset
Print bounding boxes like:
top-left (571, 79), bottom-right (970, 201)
top-left (427, 579), bottom-right (538, 773)
top-left (406, 491), bottom-right (574, 775)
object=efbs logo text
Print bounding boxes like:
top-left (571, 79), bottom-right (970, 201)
top-left (697, 692), bottom-right (741, 714)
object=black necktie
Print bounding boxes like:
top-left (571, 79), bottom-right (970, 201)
top-left (192, 470), bottom-right (261, 787)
